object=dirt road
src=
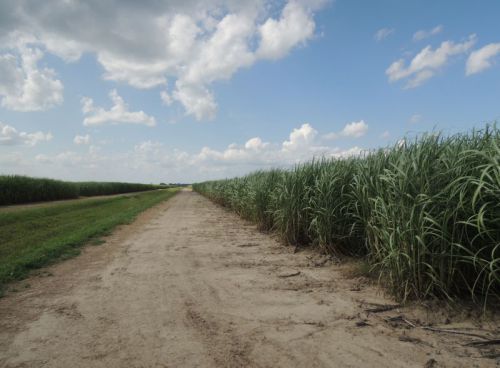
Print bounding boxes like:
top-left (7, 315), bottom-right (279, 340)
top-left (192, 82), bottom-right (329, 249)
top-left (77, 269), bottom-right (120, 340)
top-left (0, 190), bottom-right (498, 367)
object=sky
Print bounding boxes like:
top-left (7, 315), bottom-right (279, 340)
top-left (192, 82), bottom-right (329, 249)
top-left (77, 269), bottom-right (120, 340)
top-left (0, 0), bottom-right (499, 184)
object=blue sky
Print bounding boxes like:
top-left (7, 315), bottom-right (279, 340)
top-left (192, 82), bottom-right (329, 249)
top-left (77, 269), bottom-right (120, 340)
top-left (1, 0), bottom-right (499, 183)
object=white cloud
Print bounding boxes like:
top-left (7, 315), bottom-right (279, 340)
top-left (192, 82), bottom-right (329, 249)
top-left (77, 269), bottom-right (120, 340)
top-left (160, 90), bottom-right (173, 106)
top-left (183, 13), bottom-right (256, 85)
top-left (134, 140), bottom-right (164, 155)
top-left (0, 121), bottom-right (52, 146)
top-left (331, 146), bottom-right (363, 158)
top-left (74, 134), bottom-right (90, 145)
top-left (413, 25), bottom-right (443, 41)
top-left (183, 124), bottom-right (361, 168)
top-left (0, 46), bottom-right (63, 111)
top-left (245, 137), bottom-right (269, 150)
top-left (26, 122), bottom-right (363, 182)
top-left (466, 43), bottom-right (500, 75)
top-left (340, 120), bottom-right (369, 138)
top-left (81, 89), bottom-right (156, 127)
top-left (324, 120), bottom-right (368, 139)
top-left (172, 82), bottom-right (217, 121)
top-left (386, 35), bottom-right (476, 88)
top-left (0, 1), bottom-right (325, 121)
top-left (167, 14), bottom-right (201, 62)
top-left (282, 123), bottom-right (318, 151)
top-left (39, 33), bottom-right (83, 63)
top-left (374, 28), bottom-right (394, 42)
top-left (98, 54), bottom-right (168, 89)
top-left (257, 1), bottom-right (316, 60)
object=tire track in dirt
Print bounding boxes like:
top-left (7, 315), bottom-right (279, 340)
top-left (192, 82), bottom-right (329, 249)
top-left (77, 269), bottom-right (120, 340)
top-left (0, 190), bottom-right (498, 367)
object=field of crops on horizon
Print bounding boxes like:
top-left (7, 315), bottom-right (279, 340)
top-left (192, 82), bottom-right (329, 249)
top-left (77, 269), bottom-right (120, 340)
top-left (0, 175), bottom-right (167, 206)
top-left (194, 125), bottom-right (500, 306)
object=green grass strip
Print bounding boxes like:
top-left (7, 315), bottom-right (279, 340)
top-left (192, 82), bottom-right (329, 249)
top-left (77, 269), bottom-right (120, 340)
top-left (0, 188), bottom-right (179, 288)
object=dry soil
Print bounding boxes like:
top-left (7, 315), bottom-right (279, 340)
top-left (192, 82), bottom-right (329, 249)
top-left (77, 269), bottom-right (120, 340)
top-left (0, 190), bottom-right (498, 367)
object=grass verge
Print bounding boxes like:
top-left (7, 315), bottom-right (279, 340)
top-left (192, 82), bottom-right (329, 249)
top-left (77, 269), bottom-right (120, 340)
top-left (0, 188), bottom-right (179, 290)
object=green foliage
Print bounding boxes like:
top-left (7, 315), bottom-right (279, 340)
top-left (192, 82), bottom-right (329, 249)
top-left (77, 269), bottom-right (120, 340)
top-left (0, 189), bottom-right (179, 286)
top-left (0, 175), bottom-right (161, 205)
top-left (77, 181), bottom-right (159, 196)
top-left (0, 176), bottom-right (79, 204)
top-left (193, 125), bottom-right (500, 305)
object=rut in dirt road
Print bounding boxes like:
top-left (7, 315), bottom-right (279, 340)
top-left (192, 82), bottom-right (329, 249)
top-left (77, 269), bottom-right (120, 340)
top-left (0, 190), bottom-right (497, 368)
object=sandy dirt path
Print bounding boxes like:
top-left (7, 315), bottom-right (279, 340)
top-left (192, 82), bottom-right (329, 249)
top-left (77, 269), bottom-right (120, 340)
top-left (0, 190), bottom-right (498, 367)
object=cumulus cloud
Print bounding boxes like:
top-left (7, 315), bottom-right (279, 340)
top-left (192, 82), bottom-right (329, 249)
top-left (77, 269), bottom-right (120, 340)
top-left (386, 35), bottom-right (476, 88)
top-left (98, 54), bottom-right (168, 89)
top-left (26, 122), bottom-right (364, 182)
top-left (74, 134), bottom-right (90, 145)
top-left (331, 146), bottom-right (363, 158)
top-left (172, 82), bottom-right (217, 121)
top-left (339, 120), bottom-right (368, 138)
top-left (324, 120), bottom-right (368, 139)
top-left (189, 122), bottom-right (359, 169)
top-left (183, 12), bottom-right (256, 85)
top-left (413, 25), bottom-right (443, 41)
top-left (245, 137), bottom-right (269, 150)
top-left (374, 28), bottom-right (394, 42)
top-left (282, 123), bottom-right (318, 151)
top-left (1, 0), bottom-right (324, 120)
top-left (257, 2), bottom-right (316, 59)
top-left (160, 90), bottom-right (173, 106)
top-left (0, 46), bottom-right (63, 111)
top-left (81, 89), bottom-right (156, 127)
top-left (466, 43), bottom-right (500, 75)
top-left (0, 121), bottom-right (52, 146)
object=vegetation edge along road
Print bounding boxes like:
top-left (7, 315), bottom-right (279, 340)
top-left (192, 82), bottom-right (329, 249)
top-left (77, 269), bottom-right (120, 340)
top-left (0, 189), bottom-right (169, 213)
top-left (0, 188), bottom-right (180, 293)
top-left (193, 124), bottom-right (500, 307)
top-left (0, 175), bottom-right (175, 206)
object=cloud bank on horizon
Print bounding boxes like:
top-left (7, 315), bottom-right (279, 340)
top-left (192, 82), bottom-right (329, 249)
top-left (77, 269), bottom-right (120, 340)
top-left (30, 122), bottom-right (365, 183)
